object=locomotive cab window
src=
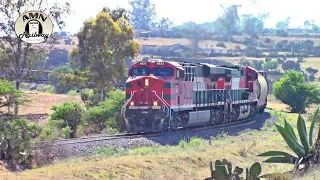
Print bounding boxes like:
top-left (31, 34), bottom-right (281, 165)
top-left (152, 68), bottom-right (173, 76)
top-left (131, 68), bottom-right (150, 76)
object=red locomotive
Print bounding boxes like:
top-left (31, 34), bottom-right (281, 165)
top-left (121, 59), bottom-right (268, 133)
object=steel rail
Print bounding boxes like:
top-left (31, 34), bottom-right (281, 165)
top-left (34, 114), bottom-right (259, 146)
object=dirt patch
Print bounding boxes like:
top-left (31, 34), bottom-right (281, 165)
top-left (19, 91), bottom-right (82, 115)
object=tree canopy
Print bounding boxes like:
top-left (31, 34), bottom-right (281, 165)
top-left (129, 0), bottom-right (156, 30)
top-left (62, 9), bottom-right (140, 101)
top-left (0, 0), bottom-right (70, 114)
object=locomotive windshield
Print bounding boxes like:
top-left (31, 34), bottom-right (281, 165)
top-left (131, 67), bottom-right (173, 76)
top-left (131, 68), bottom-right (150, 76)
top-left (152, 68), bottom-right (173, 76)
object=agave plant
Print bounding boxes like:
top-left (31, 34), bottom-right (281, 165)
top-left (204, 159), bottom-right (262, 180)
top-left (258, 108), bottom-right (319, 171)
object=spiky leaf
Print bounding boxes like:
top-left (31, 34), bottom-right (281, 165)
top-left (275, 124), bottom-right (305, 157)
top-left (263, 156), bottom-right (297, 164)
top-left (284, 119), bottom-right (298, 141)
top-left (249, 162), bottom-right (261, 178)
top-left (257, 150), bottom-right (296, 158)
top-left (309, 108), bottom-right (319, 146)
top-left (215, 160), bottom-right (228, 177)
top-left (297, 114), bottom-right (309, 153)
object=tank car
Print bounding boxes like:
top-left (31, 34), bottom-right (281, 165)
top-left (121, 59), bottom-right (268, 133)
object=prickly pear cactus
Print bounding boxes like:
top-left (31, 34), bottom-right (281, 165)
top-left (204, 159), bottom-right (243, 180)
top-left (246, 162), bottom-right (262, 180)
top-left (204, 159), bottom-right (262, 180)
top-left (0, 118), bottom-right (33, 170)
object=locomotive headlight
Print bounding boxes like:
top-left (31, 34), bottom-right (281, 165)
top-left (130, 101), bottom-right (134, 106)
top-left (145, 79), bottom-right (149, 86)
top-left (153, 101), bottom-right (158, 106)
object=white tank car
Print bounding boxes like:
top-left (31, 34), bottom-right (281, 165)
top-left (257, 73), bottom-right (268, 112)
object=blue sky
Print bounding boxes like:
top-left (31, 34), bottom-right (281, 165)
top-left (56, 0), bottom-right (319, 33)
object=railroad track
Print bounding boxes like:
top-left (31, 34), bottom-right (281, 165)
top-left (35, 115), bottom-right (258, 146)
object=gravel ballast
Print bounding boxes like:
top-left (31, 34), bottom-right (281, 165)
top-left (35, 112), bottom-right (275, 165)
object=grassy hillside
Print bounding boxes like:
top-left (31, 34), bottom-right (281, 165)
top-left (40, 36), bottom-right (246, 51)
top-left (1, 95), bottom-right (320, 179)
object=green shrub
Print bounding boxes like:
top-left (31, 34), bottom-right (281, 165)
top-left (42, 84), bottom-right (55, 93)
top-left (83, 90), bottom-right (125, 133)
top-left (62, 126), bottom-right (73, 139)
top-left (50, 102), bottom-right (85, 138)
top-left (273, 70), bottom-right (320, 112)
top-left (263, 60), bottom-right (278, 71)
top-left (39, 125), bottom-right (58, 141)
top-left (93, 147), bottom-right (116, 157)
top-left (178, 137), bottom-right (205, 149)
top-left (68, 90), bottom-right (79, 96)
top-left (80, 89), bottom-right (100, 107)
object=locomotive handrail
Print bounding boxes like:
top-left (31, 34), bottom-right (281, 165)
top-left (152, 90), bottom-right (170, 118)
top-left (121, 91), bottom-right (136, 115)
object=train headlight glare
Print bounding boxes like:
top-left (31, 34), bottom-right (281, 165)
top-left (145, 79), bottom-right (149, 86)
top-left (153, 101), bottom-right (158, 106)
top-left (130, 101), bottom-right (134, 106)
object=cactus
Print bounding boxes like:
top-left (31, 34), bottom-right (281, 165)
top-left (258, 108), bottom-right (320, 171)
top-left (247, 162), bottom-right (262, 180)
top-left (0, 118), bottom-right (33, 170)
top-left (204, 159), bottom-right (262, 180)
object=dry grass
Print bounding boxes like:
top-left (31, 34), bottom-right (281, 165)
top-left (267, 94), bottom-right (289, 112)
top-left (1, 96), bottom-right (320, 179)
top-left (40, 36), bottom-right (246, 52)
top-left (19, 91), bottom-right (81, 115)
top-left (1, 131), bottom-right (295, 180)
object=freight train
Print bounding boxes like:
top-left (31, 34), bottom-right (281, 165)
top-left (121, 59), bottom-right (268, 133)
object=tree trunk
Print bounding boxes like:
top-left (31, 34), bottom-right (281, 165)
top-left (14, 81), bottom-right (20, 116)
top-left (100, 89), bottom-right (104, 102)
top-left (72, 127), bottom-right (77, 138)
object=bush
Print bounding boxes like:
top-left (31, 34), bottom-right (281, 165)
top-left (251, 60), bottom-right (263, 70)
top-left (281, 60), bottom-right (301, 72)
top-left (50, 102), bottom-right (85, 138)
top-left (68, 90), bottom-right (79, 96)
top-left (264, 38), bottom-right (271, 44)
top-left (80, 89), bottom-right (100, 107)
top-left (61, 126), bottom-right (73, 139)
top-left (306, 67), bottom-right (318, 75)
top-left (239, 58), bottom-right (251, 66)
top-left (83, 90), bottom-right (125, 133)
top-left (263, 60), bottom-right (278, 71)
top-left (265, 57), bottom-right (272, 62)
top-left (216, 42), bottom-right (226, 48)
top-left (273, 70), bottom-right (320, 112)
top-left (39, 125), bottom-right (58, 141)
